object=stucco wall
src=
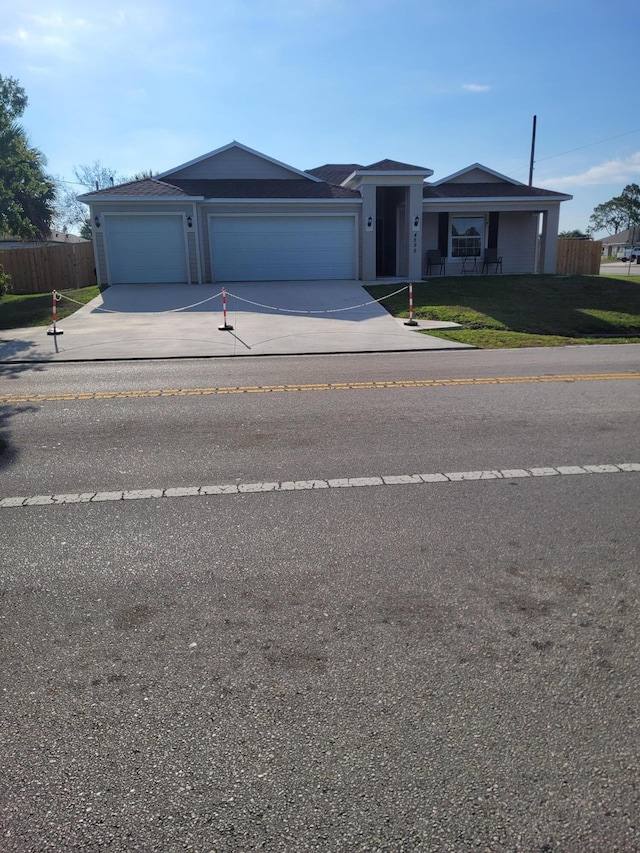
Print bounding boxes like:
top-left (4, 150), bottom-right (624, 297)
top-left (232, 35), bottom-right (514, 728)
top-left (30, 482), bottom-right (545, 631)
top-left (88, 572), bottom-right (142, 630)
top-left (498, 212), bottom-right (538, 274)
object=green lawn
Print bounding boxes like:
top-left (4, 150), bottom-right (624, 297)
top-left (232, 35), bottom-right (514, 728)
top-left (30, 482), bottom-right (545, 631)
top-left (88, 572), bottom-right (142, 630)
top-left (365, 274), bottom-right (640, 348)
top-left (0, 286), bottom-right (100, 331)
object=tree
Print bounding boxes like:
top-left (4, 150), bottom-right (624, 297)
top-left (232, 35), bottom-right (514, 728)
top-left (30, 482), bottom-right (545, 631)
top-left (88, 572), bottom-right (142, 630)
top-left (0, 75), bottom-right (28, 124)
top-left (0, 75), bottom-right (56, 240)
top-left (55, 162), bottom-right (127, 235)
top-left (588, 184), bottom-right (640, 236)
top-left (559, 229), bottom-right (591, 240)
top-left (0, 263), bottom-right (11, 299)
top-left (55, 163), bottom-right (155, 235)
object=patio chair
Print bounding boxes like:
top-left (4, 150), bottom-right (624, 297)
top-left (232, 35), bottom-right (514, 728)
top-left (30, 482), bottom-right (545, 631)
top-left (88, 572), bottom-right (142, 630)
top-left (481, 247), bottom-right (503, 274)
top-left (426, 249), bottom-right (446, 276)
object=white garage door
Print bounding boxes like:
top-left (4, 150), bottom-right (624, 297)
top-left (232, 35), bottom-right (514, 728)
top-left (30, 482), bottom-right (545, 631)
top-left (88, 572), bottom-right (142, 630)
top-left (209, 216), bottom-right (356, 281)
top-left (106, 215), bottom-right (188, 284)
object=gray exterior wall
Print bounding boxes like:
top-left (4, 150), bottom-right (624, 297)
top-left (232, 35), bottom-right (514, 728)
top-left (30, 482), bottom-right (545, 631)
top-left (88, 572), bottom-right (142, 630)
top-left (446, 169), bottom-right (505, 184)
top-left (166, 148), bottom-right (302, 180)
top-left (421, 212), bottom-right (440, 264)
top-left (94, 231), bottom-right (107, 287)
top-left (498, 212), bottom-right (538, 274)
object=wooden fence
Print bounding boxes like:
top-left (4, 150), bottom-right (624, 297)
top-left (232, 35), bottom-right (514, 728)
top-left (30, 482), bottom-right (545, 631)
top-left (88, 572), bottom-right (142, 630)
top-left (0, 242), bottom-right (97, 294)
top-left (556, 239), bottom-right (602, 276)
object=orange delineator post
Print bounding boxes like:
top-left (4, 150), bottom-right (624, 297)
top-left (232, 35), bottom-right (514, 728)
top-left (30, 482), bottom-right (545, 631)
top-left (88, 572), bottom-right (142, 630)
top-left (218, 287), bottom-right (234, 331)
top-left (47, 290), bottom-right (64, 336)
top-left (404, 282), bottom-right (418, 326)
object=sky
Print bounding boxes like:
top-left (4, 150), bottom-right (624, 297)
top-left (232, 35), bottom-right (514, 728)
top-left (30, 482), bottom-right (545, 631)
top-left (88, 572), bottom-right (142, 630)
top-left (2, 0), bottom-right (640, 235)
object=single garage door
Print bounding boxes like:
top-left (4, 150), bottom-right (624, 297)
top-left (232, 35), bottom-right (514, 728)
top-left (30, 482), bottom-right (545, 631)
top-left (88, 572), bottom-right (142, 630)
top-left (209, 216), bottom-right (356, 281)
top-left (106, 215), bottom-right (188, 284)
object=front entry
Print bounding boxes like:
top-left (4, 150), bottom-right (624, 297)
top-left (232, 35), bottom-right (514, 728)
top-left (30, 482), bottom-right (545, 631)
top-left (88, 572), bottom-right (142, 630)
top-left (376, 186), bottom-right (407, 277)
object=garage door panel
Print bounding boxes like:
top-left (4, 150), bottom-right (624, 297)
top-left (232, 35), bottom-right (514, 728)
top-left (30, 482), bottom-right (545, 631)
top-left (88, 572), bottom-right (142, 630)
top-left (210, 216), bottom-right (356, 281)
top-left (106, 215), bottom-right (188, 284)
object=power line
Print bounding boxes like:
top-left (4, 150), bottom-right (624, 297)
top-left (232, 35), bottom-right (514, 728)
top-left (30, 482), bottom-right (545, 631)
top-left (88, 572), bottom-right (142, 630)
top-left (535, 128), bottom-right (640, 165)
top-left (55, 178), bottom-right (88, 186)
top-left (512, 127), bottom-right (640, 180)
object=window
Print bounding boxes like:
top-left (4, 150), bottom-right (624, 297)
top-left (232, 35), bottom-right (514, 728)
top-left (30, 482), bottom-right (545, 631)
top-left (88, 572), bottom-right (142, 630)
top-left (451, 217), bottom-right (484, 258)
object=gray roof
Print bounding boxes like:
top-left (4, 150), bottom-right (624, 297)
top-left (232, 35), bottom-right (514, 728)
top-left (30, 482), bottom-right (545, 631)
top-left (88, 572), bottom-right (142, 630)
top-left (79, 178), bottom-right (190, 199)
top-left (307, 160), bottom-right (430, 185)
top-left (362, 159), bottom-right (429, 171)
top-left (79, 176), bottom-right (359, 201)
top-left (163, 178), bottom-right (359, 199)
top-left (79, 169), bottom-right (568, 203)
top-left (306, 164), bottom-right (364, 185)
top-left (423, 182), bottom-right (569, 200)
top-left (600, 227), bottom-right (640, 245)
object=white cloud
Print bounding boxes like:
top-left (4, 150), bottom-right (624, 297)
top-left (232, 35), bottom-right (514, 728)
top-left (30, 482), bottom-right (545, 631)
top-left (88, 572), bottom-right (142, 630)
top-left (545, 152), bottom-right (640, 188)
top-left (0, 7), bottom-right (92, 52)
top-left (462, 83), bottom-right (490, 93)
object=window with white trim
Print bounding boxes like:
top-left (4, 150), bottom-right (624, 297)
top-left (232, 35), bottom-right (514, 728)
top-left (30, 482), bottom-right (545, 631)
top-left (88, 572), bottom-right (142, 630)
top-left (451, 217), bottom-right (484, 258)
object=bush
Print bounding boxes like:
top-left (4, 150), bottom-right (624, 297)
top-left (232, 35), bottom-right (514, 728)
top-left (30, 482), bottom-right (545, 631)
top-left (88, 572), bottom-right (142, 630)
top-left (0, 264), bottom-right (12, 299)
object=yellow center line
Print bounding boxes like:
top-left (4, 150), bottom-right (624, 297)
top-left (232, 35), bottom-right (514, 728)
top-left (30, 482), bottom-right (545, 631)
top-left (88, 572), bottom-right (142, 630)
top-left (1, 372), bottom-right (639, 404)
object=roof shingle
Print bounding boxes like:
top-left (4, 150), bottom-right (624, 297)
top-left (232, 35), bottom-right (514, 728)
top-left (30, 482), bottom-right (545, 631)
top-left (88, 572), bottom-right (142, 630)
top-left (163, 178), bottom-right (359, 199)
top-left (422, 182), bottom-right (569, 200)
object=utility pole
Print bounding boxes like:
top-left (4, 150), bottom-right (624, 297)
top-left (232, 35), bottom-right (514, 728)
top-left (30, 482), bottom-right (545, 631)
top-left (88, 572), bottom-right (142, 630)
top-left (528, 115), bottom-right (537, 186)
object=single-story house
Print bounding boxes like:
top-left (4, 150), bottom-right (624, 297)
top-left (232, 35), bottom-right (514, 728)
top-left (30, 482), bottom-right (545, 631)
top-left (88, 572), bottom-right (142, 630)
top-left (78, 141), bottom-right (572, 287)
top-left (600, 227), bottom-right (640, 258)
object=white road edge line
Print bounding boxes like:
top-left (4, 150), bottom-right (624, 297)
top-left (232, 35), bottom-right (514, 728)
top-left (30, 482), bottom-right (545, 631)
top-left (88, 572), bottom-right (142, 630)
top-left (1, 464), bottom-right (638, 509)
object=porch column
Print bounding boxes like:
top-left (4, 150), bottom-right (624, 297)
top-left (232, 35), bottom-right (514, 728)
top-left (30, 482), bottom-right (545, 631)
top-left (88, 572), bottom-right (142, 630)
top-left (408, 184), bottom-right (424, 280)
top-left (360, 184), bottom-right (377, 280)
top-left (539, 206), bottom-right (560, 274)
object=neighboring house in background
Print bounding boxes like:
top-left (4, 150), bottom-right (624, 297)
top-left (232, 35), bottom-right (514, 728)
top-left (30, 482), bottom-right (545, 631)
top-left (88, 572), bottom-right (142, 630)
top-left (600, 226), bottom-right (640, 258)
top-left (0, 230), bottom-right (89, 249)
top-left (78, 141), bottom-right (572, 288)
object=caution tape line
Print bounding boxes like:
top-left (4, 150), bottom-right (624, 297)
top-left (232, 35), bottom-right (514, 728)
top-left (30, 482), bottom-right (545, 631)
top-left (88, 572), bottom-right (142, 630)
top-left (224, 284), bottom-right (409, 314)
top-left (1, 463), bottom-right (638, 509)
top-left (56, 290), bottom-right (224, 314)
top-left (2, 372), bottom-right (639, 404)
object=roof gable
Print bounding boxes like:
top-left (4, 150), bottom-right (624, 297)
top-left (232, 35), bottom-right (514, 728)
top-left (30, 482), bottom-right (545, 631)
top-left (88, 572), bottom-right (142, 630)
top-left (159, 141), bottom-right (321, 182)
top-left (363, 159), bottom-right (430, 172)
top-left (432, 163), bottom-right (523, 186)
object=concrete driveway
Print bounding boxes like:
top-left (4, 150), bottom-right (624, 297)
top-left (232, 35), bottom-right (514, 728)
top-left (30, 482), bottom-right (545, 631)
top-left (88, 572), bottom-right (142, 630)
top-left (0, 281), bottom-right (469, 362)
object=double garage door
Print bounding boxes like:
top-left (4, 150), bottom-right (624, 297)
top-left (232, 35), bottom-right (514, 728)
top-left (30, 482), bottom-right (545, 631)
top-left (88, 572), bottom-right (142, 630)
top-left (209, 215), bottom-right (356, 281)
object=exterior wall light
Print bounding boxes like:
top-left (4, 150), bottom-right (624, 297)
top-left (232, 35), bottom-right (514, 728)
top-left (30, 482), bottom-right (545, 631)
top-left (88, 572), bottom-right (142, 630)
top-left (413, 214), bottom-right (421, 231)
top-left (366, 215), bottom-right (373, 231)
top-left (94, 215), bottom-right (101, 228)
top-left (186, 215), bottom-right (193, 228)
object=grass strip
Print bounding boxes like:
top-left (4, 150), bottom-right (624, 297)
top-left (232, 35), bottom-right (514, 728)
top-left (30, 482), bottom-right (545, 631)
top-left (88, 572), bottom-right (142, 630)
top-left (0, 286), bottom-right (100, 330)
top-left (366, 274), bottom-right (640, 348)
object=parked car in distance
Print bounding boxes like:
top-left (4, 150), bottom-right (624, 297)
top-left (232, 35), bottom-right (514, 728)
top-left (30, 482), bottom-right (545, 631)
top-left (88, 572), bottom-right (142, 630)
top-left (617, 246), bottom-right (640, 262)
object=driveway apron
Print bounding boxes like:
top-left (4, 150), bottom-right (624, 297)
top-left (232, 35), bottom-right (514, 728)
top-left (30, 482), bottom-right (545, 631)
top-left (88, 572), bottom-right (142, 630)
top-left (0, 281), bottom-right (469, 362)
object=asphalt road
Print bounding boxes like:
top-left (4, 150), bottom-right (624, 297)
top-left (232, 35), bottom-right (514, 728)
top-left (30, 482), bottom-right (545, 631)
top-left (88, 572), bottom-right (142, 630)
top-left (1, 346), bottom-right (639, 852)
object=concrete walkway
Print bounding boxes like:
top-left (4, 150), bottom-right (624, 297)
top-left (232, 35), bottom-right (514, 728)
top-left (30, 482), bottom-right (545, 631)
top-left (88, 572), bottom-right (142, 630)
top-left (0, 281), bottom-right (470, 362)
